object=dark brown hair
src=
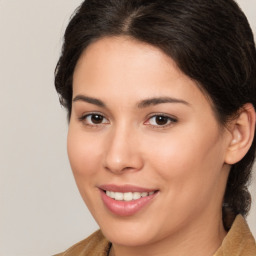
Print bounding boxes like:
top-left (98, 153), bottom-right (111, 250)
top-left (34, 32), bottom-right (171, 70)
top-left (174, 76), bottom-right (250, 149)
top-left (55, 0), bottom-right (256, 229)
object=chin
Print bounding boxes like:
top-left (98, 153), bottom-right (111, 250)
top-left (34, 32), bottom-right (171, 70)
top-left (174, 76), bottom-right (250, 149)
top-left (103, 228), bottom-right (155, 247)
top-left (96, 215), bottom-right (167, 248)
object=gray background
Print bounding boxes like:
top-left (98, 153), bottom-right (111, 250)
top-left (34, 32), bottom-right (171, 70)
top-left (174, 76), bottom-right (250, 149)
top-left (0, 1), bottom-right (255, 255)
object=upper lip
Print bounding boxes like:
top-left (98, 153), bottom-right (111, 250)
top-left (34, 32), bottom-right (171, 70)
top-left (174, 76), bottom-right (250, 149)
top-left (98, 184), bottom-right (158, 193)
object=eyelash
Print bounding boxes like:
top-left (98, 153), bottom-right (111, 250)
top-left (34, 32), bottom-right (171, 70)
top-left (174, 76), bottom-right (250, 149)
top-left (144, 114), bottom-right (177, 128)
top-left (78, 113), bottom-right (177, 129)
top-left (78, 113), bottom-right (109, 127)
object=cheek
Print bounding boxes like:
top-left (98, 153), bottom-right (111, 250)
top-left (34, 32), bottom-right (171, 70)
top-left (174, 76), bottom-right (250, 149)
top-left (67, 126), bottom-right (102, 178)
top-left (145, 134), bottom-right (226, 224)
top-left (67, 126), bottom-right (104, 209)
top-left (146, 128), bottom-right (225, 190)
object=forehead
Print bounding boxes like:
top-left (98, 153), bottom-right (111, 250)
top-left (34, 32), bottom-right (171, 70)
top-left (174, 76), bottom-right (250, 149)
top-left (74, 36), bottom-right (179, 83)
top-left (73, 36), bottom-right (214, 114)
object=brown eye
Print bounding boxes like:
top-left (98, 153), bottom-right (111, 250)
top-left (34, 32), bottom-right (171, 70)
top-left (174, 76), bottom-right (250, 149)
top-left (80, 113), bottom-right (109, 126)
top-left (155, 116), bottom-right (169, 125)
top-left (91, 114), bottom-right (104, 124)
top-left (145, 114), bottom-right (177, 127)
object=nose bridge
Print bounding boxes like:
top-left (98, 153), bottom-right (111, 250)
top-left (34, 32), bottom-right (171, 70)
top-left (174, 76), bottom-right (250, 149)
top-left (103, 121), bottom-right (142, 173)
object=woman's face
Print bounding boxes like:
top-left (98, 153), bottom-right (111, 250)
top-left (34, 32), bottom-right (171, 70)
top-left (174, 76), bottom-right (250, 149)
top-left (68, 36), bottom-right (231, 247)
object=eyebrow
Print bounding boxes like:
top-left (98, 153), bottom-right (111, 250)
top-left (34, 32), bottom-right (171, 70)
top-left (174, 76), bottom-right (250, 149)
top-left (72, 95), bottom-right (190, 108)
top-left (73, 95), bottom-right (106, 107)
top-left (137, 97), bottom-right (190, 108)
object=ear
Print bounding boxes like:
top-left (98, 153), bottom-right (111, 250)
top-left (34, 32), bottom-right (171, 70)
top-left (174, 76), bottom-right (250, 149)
top-left (225, 103), bottom-right (256, 165)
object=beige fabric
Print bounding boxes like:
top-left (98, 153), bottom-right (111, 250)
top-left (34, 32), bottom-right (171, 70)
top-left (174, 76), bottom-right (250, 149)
top-left (214, 215), bottom-right (256, 256)
top-left (54, 215), bottom-right (256, 256)
top-left (54, 230), bottom-right (110, 256)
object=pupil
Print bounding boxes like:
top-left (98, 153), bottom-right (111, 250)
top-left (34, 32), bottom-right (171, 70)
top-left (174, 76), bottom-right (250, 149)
top-left (156, 116), bottom-right (168, 125)
top-left (92, 115), bottom-right (103, 124)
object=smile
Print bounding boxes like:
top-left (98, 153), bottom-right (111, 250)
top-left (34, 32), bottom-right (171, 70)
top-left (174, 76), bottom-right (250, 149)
top-left (99, 185), bottom-right (159, 216)
top-left (105, 191), bottom-right (155, 201)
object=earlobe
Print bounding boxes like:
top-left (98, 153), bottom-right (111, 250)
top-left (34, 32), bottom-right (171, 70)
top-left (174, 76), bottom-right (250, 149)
top-left (225, 103), bottom-right (256, 165)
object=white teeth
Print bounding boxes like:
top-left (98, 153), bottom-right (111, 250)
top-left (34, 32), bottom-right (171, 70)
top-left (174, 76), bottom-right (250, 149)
top-left (105, 191), bottom-right (155, 201)
top-left (124, 192), bottom-right (133, 201)
top-left (133, 192), bottom-right (141, 200)
top-left (141, 192), bottom-right (148, 197)
top-left (110, 191), bottom-right (115, 198)
top-left (115, 192), bottom-right (124, 201)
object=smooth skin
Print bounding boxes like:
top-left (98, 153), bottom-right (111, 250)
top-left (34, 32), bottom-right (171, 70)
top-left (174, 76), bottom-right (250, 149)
top-left (68, 36), bottom-right (255, 256)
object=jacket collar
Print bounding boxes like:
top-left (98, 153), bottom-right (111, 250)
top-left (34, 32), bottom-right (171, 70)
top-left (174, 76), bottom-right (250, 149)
top-left (214, 215), bottom-right (256, 256)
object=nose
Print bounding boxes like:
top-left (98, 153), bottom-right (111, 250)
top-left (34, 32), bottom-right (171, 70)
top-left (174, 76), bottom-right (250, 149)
top-left (103, 125), bottom-right (144, 174)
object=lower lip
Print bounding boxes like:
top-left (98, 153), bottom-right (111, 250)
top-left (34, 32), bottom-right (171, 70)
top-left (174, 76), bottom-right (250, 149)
top-left (100, 190), bottom-right (158, 217)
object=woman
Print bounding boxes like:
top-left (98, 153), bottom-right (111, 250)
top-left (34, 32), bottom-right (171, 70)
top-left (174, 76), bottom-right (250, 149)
top-left (54, 0), bottom-right (256, 255)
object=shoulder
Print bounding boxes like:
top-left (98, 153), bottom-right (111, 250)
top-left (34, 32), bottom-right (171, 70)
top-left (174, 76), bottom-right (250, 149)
top-left (54, 230), bottom-right (111, 256)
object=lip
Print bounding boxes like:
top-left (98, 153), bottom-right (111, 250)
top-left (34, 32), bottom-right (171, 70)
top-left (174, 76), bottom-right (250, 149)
top-left (99, 184), bottom-right (156, 193)
top-left (98, 184), bottom-right (158, 217)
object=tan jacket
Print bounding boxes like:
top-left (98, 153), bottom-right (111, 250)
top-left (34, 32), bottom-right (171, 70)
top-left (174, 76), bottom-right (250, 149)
top-left (54, 215), bottom-right (256, 256)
